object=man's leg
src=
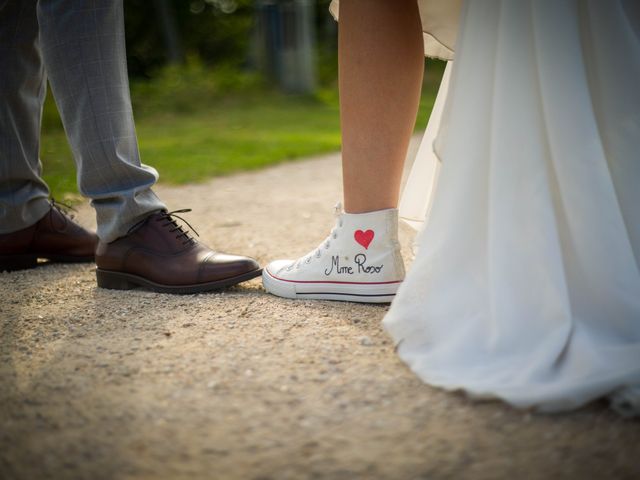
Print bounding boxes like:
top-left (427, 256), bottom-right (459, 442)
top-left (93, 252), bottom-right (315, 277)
top-left (0, 1), bottom-right (97, 272)
top-left (36, 0), bottom-right (166, 243)
top-left (0, 0), bottom-right (51, 233)
top-left (34, 0), bottom-right (260, 292)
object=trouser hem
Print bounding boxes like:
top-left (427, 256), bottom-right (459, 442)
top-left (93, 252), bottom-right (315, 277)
top-left (0, 196), bottom-right (50, 234)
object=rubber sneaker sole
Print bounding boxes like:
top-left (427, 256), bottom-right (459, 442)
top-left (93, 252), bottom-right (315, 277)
top-left (262, 267), bottom-right (401, 303)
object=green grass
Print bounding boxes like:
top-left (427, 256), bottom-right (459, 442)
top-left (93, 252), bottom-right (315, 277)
top-left (40, 64), bottom-right (443, 199)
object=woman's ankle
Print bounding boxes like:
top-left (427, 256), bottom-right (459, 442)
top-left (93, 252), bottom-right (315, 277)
top-left (342, 201), bottom-right (398, 215)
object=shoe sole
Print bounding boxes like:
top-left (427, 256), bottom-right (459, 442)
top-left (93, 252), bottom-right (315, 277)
top-left (262, 268), bottom-right (401, 304)
top-left (96, 267), bottom-right (263, 294)
top-left (0, 253), bottom-right (94, 272)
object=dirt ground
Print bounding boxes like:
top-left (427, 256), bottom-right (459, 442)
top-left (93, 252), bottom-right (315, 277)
top-left (1, 151), bottom-right (639, 480)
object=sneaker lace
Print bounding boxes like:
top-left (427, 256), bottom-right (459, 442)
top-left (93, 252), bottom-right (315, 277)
top-left (289, 202), bottom-right (344, 270)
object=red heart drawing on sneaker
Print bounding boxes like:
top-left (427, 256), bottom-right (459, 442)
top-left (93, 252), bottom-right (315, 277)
top-left (354, 230), bottom-right (374, 249)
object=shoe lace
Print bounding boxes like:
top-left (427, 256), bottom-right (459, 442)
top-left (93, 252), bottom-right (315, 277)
top-left (157, 209), bottom-right (200, 245)
top-left (126, 209), bottom-right (200, 246)
top-left (49, 198), bottom-right (76, 231)
top-left (289, 202), bottom-right (343, 271)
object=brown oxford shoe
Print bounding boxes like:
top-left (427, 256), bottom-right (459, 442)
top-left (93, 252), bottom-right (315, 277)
top-left (95, 209), bottom-right (261, 294)
top-left (0, 200), bottom-right (97, 272)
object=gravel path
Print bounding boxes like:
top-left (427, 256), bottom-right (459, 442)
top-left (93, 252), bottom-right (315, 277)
top-left (1, 150), bottom-right (639, 480)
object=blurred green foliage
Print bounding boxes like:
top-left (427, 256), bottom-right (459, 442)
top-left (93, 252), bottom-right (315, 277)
top-left (40, 93), bottom-right (343, 197)
top-left (39, 0), bottom-right (445, 199)
top-left (124, 0), bottom-right (254, 77)
top-left (123, 0), bottom-right (336, 78)
top-left (130, 57), bottom-right (266, 115)
top-left (40, 59), bottom-right (443, 199)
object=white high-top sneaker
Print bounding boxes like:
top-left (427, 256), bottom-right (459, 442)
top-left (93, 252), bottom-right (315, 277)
top-left (263, 205), bottom-right (405, 303)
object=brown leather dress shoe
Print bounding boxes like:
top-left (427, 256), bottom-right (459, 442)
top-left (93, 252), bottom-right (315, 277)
top-left (95, 210), bottom-right (262, 294)
top-left (0, 201), bottom-right (98, 272)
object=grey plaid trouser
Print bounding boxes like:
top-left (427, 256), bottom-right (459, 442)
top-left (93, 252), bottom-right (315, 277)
top-left (0, 0), bottom-right (166, 242)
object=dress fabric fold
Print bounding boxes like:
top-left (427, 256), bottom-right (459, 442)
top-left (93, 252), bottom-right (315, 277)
top-left (386, 0), bottom-right (640, 413)
top-left (329, 0), bottom-right (463, 61)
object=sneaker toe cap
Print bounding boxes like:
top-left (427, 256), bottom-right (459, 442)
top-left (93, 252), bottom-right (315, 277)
top-left (265, 259), bottom-right (294, 277)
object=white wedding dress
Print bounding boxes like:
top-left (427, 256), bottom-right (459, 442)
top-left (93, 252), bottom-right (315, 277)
top-left (331, 0), bottom-right (640, 415)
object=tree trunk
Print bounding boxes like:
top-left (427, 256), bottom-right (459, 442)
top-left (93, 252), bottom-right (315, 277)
top-left (153, 0), bottom-right (184, 64)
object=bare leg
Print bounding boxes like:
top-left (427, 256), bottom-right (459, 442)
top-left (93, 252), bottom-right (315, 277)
top-left (339, 0), bottom-right (424, 213)
top-left (262, 0), bottom-right (422, 301)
